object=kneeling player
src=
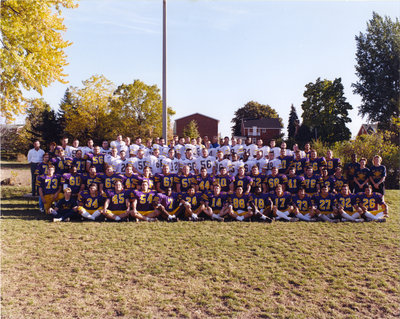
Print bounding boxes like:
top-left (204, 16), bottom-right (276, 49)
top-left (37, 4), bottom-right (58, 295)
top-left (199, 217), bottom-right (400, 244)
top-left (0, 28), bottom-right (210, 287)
top-left (356, 185), bottom-right (388, 222)
top-left (312, 185), bottom-right (339, 222)
top-left (221, 186), bottom-right (253, 221)
top-left (270, 184), bottom-right (297, 222)
top-left (77, 183), bottom-right (107, 221)
top-left (292, 187), bottom-right (316, 222)
top-left (335, 184), bottom-right (363, 222)
top-left (102, 180), bottom-right (131, 221)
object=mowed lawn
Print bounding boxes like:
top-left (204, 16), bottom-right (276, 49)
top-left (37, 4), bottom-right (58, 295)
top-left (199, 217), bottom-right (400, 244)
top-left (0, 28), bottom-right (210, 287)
top-left (1, 187), bottom-right (399, 319)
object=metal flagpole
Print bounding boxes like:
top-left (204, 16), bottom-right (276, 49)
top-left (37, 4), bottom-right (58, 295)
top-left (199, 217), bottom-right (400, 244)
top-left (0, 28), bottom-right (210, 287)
top-left (162, 0), bottom-right (167, 140)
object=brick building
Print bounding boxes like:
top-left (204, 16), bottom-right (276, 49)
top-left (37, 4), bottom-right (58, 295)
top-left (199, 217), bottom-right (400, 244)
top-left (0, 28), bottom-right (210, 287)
top-left (175, 113), bottom-right (219, 138)
top-left (241, 118), bottom-right (282, 144)
top-left (357, 123), bottom-right (378, 137)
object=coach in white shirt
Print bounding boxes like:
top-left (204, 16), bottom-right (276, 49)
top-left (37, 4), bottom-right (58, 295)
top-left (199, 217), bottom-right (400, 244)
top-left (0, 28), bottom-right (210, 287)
top-left (27, 140), bottom-right (45, 196)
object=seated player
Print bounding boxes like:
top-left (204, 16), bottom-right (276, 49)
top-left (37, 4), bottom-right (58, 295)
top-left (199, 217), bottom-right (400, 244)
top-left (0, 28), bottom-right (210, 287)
top-left (175, 165), bottom-right (197, 193)
top-left (153, 187), bottom-right (180, 222)
top-left (102, 180), bottom-right (131, 221)
top-left (196, 167), bottom-right (215, 193)
top-left (130, 180), bottom-right (160, 222)
top-left (335, 184), bottom-right (363, 222)
top-left (292, 187), bottom-right (316, 222)
top-left (77, 183), bottom-right (107, 221)
top-left (178, 185), bottom-right (205, 221)
top-left (221, 186), bottom-right (253, 222)
top-left (155, 164), bottom-right (176, 194)
top-left (356, 185), bottom-right (388, 222)
top-left (37, 164), bottom-right (63, 214)
top-left (369, 155), bottom-right (386, 196)
top-left (202, 184), bottom-right (228, 221)
top-left (270, 184), bottom-right (296, 221)
top-left (250, 185), bottom-right (273, 222)
top-left (50, 187), bottom-right (79, 222)
top-left (312, 185), bottom-right (338, 222)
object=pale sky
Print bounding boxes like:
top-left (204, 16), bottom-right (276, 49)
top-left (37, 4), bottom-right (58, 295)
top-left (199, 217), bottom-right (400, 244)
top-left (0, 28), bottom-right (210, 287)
top-left (23, 0), bottom-right (399, 139)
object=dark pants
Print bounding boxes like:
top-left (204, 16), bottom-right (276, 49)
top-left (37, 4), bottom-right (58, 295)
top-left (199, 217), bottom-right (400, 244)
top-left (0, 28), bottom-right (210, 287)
top-left (30, 163), bottom-right (38, 196)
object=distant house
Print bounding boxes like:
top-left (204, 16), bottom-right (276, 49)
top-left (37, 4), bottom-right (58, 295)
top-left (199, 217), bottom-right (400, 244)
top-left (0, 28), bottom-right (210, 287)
top-left (175, 113), bottom-right (219, 138)
top-left (241, 118), bottom-right (283, 144)
top-left (357, 123), bottom-right (378, 137)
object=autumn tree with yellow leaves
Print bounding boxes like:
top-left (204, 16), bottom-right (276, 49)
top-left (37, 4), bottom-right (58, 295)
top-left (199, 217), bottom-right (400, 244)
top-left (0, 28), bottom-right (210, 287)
top-left (0, 0), bottom-right (78, 122)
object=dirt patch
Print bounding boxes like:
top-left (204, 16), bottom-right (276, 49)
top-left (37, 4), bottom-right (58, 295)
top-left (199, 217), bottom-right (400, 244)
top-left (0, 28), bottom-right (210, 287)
top-left (0, 168), bottom-right (31, 186)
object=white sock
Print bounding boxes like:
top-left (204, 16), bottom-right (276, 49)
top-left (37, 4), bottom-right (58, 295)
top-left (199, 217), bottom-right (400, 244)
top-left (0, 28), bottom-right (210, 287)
top-left (319, 214), bottom-right (333, 222)
top-left (260, 215), bottom-right (267, 220)
top-left (81, 211), bottom-right (95, 220)
top-left (92, 210), bottom-right (102, 219)
top-left (364, 211), bottom-right (378, 220)
top-left (191, 213), bottom-right (198, 219)
top-left (115, 216), bottom-right (121, 221)
top-left (342, 212), bottom-right (356, 221)
top-left (297, 214), bottom-right (311, 221)
top-left (212, 213), bottom-right (220, 219)
top-left (276, 211), bottom-right (291, 221)
top-left (236, 216), bottom-right (244, 221)
top-left (168, 215), bottom-right (176, 220)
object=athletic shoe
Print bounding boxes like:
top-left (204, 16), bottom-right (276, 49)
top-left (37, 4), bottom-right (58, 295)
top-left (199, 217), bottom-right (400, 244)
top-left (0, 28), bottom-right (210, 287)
top-left (53, 218), bottom-right (62, 222)
top-left (353, 219), bottom-right (365, 223)
top-left (289, 218), bottom-right (299, 222)
top-left (375, 218), bottom-right (386, 223)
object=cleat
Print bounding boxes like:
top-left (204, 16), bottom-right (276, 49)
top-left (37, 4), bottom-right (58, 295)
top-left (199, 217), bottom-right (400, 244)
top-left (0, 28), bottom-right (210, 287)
top-left (289, 217), bottom-right (299, 222)
top-left (354, 218), bottom-right (365, 223)
top-left (375, 218), bottom-right (386, 223)
top-left (53, 218), bottom-right (62, 222)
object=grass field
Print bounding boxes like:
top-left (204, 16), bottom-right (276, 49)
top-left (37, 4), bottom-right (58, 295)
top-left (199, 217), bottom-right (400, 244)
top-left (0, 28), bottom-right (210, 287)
top-left (1, 186), bottom-right (399, 319)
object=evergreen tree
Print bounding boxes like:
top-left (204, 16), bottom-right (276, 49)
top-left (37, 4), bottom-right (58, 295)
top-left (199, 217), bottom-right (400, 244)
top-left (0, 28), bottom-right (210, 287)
top-left (287, 104), bottom-right (299, 139)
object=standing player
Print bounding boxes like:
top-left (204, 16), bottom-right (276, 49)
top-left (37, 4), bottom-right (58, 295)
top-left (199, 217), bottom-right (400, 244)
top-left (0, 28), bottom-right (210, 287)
top-left (214, 166), bottom-right (234, 194)
top-left (265, 151), bottom-right (281, 176)
top-left (147, 148), bottom-right (165, 175)
top-left (325, 150), bottom-right (341, 176)
top-left (303, 166), bottom-right (322, 196)
top-left (80, 165), bottom-right (102, 191)
top-left (232, 165), bottom-right (253, 194)
top-left (175, 165), bottom-right (196, 193)
top-left (307, 149), bottom-right (326, 174)
top-left (369, 155), bottom-right (386, 196)
top-left (72, 150), bottom-right (87, 174)
top-left (196, 167), bottom-right (215, 193)
top-left (139, 166), bottom-right (155, 190)
top-left (104, 148), bottom-right (120, 172)
top-left (27, 140), bottom-right (45, 196)
top-left (286, 166), bottom-right (305, 195)
top-left (353, 158), bottom-right (370, 194)
top-left (162, 148), bottom-right (180, 174)
top-left (229, 153), bottom-right (243, 177)
top-left (277, 148), bottom-right (294, 175)
top-left (85, 145), bottom-right (105, 173)
top-left (121, 164), bottom-right (140, 190)
top-left (213, 150), bottom-right (232, 175)
top-left (319, 167), bottom-right (336, 193)
top-left (99, 165), bottom-right (123, 193)
top-left (132, 149), bottom-right (147, 175)
top-left (344, 154), bottom-right (360, 193)
top-left (249, 165), bottom-right (267, 193)
top-left (62, 165), bottom-right (82, 198)
top-left (333, 167), bottom-right (347, 193)
top-left (265, 167), bottom-right (287, 192)
top-left (292, 150), bottom-right (308, 175)
top-left (195, 148), bottom-right (215, 175)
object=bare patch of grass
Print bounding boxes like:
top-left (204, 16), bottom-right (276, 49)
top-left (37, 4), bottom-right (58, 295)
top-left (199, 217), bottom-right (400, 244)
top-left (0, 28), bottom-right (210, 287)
top-left (1, 188), bottom-right (399, 318)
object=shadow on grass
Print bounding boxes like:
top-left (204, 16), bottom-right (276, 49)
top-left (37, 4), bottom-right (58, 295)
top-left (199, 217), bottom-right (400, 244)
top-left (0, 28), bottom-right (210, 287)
top-left (1, 195), bottom-right (45, 220)
top-left (0, 162), bottom-right (30, 169)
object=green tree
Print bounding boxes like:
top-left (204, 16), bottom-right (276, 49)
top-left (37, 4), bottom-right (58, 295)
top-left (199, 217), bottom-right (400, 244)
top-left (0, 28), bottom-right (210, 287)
top-left (231, 101), bottom-right (283, 136)
top-left (0, 0), bottom-right (78, 122)
top-left (18, 98), bottom-right (61, 150)
top-left (62, 75), bottom-right (116, 144)
top-left (301, 78), bottom-right (352, 144)
top-left (287, 104), bottom-right (299, 139)
top-left (183, 120), bottom-right (200, 139)
top-left (352, 12), bottom-right (400, 131)
top-left (110, 80), bottom-right (175, 139)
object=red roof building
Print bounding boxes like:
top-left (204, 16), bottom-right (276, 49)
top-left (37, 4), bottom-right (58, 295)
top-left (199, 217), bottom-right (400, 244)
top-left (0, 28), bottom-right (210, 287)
top-left (175, 113), bottom-right (219, 138)
top-left (241, 118), bottom-right (283, 144)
